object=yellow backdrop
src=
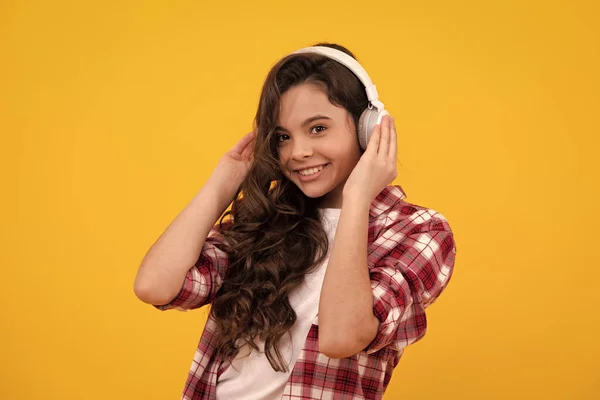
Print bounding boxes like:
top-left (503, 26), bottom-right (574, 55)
top-left (1, 0), bottom-right (599, 399)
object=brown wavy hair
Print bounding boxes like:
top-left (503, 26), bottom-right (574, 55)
top-left (210, 42), bottom-right (370, 371)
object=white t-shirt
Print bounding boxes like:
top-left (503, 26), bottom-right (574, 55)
top-left (216, 208), bottom-right (341, 400)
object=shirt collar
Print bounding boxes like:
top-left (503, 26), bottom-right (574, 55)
top-left (369, 185), bottom-right (407, 218)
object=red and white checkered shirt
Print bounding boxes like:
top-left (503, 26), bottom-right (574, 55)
top-left (155, 185), bottom-right (456, 399)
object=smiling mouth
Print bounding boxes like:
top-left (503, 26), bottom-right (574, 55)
top-left (291, 164), bottom-right (329, 182)
top-left (296, 164), bottom-right (327, 176)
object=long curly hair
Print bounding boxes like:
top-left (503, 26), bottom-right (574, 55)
top-left (209, 42), bottom-right (370, 372)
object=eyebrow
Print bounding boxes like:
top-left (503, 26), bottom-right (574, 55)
top-left (275, 115), bottom-right (332, 133)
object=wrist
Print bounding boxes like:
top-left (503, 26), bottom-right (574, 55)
top-left (341, 192), bottom-right (371, 213)
top-left (204, 173), bottom-right (240, 205)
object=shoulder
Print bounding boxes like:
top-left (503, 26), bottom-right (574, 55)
top-left (370, 185), bottom-right (454, 238)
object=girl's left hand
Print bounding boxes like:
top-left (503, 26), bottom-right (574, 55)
top-left (343, 115), bottom-right (398, 205)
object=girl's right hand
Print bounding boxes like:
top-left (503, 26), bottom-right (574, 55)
top-left (209, 130), bottom-right (256, 196)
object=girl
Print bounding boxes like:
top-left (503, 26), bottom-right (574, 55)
top-left (134, 43), bottom-right (456, 400)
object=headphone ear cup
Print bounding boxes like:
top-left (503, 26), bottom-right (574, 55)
top-left (358, 108), bottom-right (383, 150)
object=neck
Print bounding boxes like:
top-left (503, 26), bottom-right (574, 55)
top-left (318, 185), bottom-right (343, 209)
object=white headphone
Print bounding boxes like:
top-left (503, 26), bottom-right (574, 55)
top-left (290, 46), bottom-right (389, 150)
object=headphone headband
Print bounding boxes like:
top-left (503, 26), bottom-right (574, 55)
top-left (290, 46), bottom-right (385, 111)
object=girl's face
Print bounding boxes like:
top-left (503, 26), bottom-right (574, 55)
top-left (276, 83), bottom-right (362, 208)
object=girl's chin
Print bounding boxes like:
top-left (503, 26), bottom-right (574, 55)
top-left (287, 170), bottom-right (342, 199)
top-left (293, 182), bottom-right (329, 198)
top-left (298, 187), bottom-right (329, 199)
top-left (296, 182), bottom-right (342, 200)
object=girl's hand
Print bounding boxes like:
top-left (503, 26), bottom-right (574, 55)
top-left (343, 115), bottom-right (398, 205)
top-left (209, 130), bottom-right (256, 197)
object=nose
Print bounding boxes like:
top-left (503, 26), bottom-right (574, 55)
top-left (290, 135), bottom-right (313, 161)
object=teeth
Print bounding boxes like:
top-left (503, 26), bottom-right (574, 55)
top-left (298, 165), bottom-right (325, 176)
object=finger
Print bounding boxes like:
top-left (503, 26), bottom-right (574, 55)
top-left (241, 132), bottom-right (256, 159)
top-left (366, 123), bottom-right (381, 154)
top-left (232, 131), bottom-right (256, 154)
top-left (241, 144), bottom-right (253, 160)
top-left (243, 131), bottom-right (256, 150)
top-left (242, 131), bottom-right (257, 151)
top-left (378, 115), bottom-right (390, 157)
top-left (389, 116), bottom-right (397, 161)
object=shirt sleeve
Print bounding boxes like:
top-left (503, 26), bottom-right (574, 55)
top-left (153, 221), bottom-right (232, 312)
top-left (363, 210), bottom-right (456, 354)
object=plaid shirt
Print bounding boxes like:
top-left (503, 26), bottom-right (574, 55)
top-left (155, 185), bottom-right (456, 399)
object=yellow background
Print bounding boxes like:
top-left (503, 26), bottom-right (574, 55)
top-left (1, 0), bottom-right (599, 399)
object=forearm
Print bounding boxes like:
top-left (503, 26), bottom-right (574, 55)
top-left (318, 197), bottom-right (378, 357)
top-left (134, 174), bottom-right (238, 305)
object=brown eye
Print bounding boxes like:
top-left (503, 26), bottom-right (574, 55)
top-left (310, 125), bottom-right (327, 134)
top-left (276, 134), bottom-right (290, 143)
